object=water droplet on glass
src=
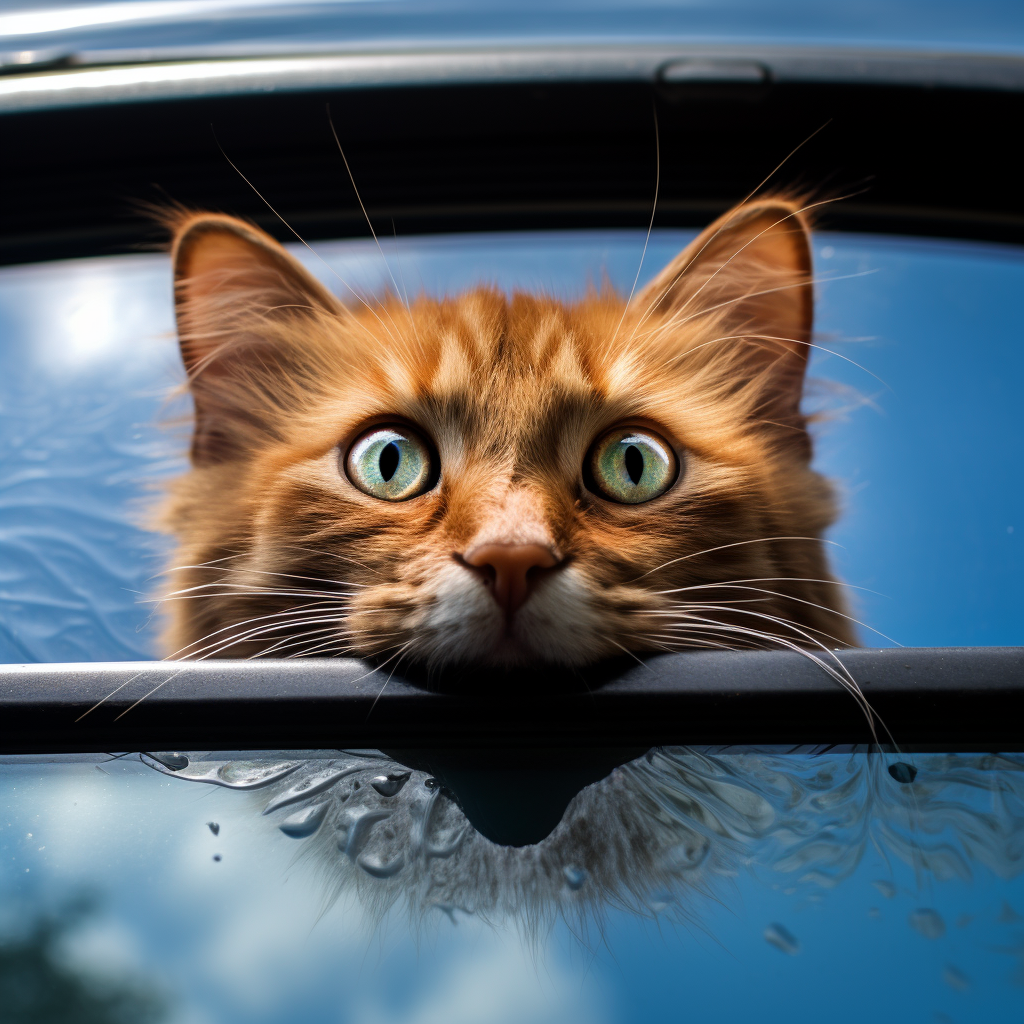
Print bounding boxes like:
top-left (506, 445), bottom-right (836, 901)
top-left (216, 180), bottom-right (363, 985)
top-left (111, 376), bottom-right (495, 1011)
top-left (872, 879), bottom-right (898, 899)
top-left (660, 836), bottom-right (710, 872)
top-left (764, 923), bottom-right (800, 955)
top-left (206, 821), bottom-right (220, 836)
top-left (358, 852), bottom-right (406, 878)
top-left (336, 806), bottom-right (392, 859)
top-left (943, 965), bottom-right (970, 991)
top-left (261, 767), bottom-right (356, 814)
top-left (278, 802), bottom-right (329, 839)
top-left (889, 762), bottom-right (918, 784)
top-left (208, 761), bottom-right (300, 789)
top-left (909, 908), bottom-right (946, 939)
top-left (563, 865), bottom-right (587, 890)
top-left (371, 772), bottom-right (411, 798)
top-left (150, 752), bottom-right (189, 771)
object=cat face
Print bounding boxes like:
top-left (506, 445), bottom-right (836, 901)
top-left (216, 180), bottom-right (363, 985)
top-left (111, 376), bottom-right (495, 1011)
top-left (159, 199), bottom-right (853, 668)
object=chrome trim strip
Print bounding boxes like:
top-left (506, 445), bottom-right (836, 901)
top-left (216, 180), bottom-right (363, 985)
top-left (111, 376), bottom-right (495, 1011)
top-left (2, 44), bottom-right (1024, 114)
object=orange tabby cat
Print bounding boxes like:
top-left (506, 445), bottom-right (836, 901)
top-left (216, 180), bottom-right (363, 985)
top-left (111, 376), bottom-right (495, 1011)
top-left (158, 197), bottom-right (854, 668)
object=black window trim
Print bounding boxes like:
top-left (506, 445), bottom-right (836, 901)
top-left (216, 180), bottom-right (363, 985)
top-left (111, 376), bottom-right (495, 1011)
top-left (1, 649), bottom-right (1022, 754)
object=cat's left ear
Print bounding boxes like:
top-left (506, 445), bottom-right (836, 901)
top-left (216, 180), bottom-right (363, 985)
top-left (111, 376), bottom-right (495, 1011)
top-left (171, 213), bottom-right (343, 464)
top-left (630, 197), bottom-right (814, 442)
top-left (172, 212), bottom-right (341, 374)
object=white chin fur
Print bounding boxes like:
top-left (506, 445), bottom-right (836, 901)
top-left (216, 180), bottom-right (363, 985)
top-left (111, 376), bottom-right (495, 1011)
top-left (412, 561), bottom-right (603, 668)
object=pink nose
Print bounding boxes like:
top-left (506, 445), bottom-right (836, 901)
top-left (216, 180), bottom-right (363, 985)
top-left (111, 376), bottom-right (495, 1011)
top-left (462, 543), bottom-right (560, 618)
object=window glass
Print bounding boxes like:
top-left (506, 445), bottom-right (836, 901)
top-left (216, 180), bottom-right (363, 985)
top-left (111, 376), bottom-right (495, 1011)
top-left (0, 229), bottom-right (1020, 662)
top-left (1, 748), bottom-right (1022, 1023)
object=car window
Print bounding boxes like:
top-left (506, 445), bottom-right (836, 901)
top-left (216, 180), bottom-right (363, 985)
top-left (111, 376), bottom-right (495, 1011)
top-left (1, 228), bottom-right (1020, 662)
top-left (1, 747), bottom-right (1022, 1024)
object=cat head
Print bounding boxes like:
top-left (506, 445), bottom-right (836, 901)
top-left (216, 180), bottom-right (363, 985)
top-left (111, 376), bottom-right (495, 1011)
top-left (159, 198), bottom-right (853, 668)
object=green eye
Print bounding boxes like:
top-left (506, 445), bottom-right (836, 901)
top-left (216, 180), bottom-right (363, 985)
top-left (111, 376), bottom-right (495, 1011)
top-left (344, 425), bottom-right (435, 501)
top-left (587, 427), bottom-right (678, 504)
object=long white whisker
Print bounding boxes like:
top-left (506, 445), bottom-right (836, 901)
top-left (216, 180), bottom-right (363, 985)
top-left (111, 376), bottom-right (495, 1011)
top-left (326, 103), bottom-right (404, 304)
top-left (661, 602), bottom-right (854, 651)
top-left (666, 332), bottom-right (892, 392)
top-left (166, 563), bottom-right (366, 589)
top-left (634, 537), bottom-right (842, 581)
top-left (657, 582), bottom-right (900, 646)
top-left (210, 129), bottom-right (402, 347)
top-left (365, 641), bottom-right (415, 721)
top-left (613, 102), bottom-right (660, 341)
top-left (170, 611), bottom-right (346, 661)
top-left (667, 612), bottom-right (893, 748)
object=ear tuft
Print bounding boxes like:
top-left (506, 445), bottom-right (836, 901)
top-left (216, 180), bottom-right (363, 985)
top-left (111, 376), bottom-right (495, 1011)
top-left (172, 213), bottom-right (340, 376)
top-left (631, 196), bottom-right (816, 448)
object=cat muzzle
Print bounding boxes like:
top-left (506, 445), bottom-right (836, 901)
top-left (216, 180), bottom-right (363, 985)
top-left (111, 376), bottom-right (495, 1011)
top-left (460, 543), bottom-right (562, 621)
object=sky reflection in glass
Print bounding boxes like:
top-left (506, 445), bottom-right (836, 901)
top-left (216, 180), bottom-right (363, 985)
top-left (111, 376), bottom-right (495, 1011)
top-left (1, 749), bottom-right (1022, 1024)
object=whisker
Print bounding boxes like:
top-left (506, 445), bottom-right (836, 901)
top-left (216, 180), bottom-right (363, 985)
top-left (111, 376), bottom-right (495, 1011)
top-left (633, 537), bottom-right (842, 581)
top-left (612, 101), bottom-right (659, 343)
top-left (169, 611), bottom-right (346, 661)
top-left (665, 332), bottom-right (893, 392)
top-left (211, 128), bottom-right (403, 348)
top-left (165, 562), bottom-right (367, 589)
top-left (661, 602), bottom-right (853, 651)
top-left (365, 641), bottom-right (416, 722)
top-left (326, 103), bottom-right (404, 306)
top-left (664, 612), bottom-right (893, 748)
top-left (660, 583), bottom-right (900, 646)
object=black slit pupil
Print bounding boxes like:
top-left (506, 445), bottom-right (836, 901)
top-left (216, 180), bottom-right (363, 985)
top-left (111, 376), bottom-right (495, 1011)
top-left (624, 445), bottom-right (644, 485)
top-left (379, 442), bottom-right (400, 482)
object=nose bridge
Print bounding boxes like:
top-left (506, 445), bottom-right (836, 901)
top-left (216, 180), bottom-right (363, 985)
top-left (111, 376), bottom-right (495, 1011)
top-left (459, 484), bottom-right (564, 620)
top-left (468, 483), bottom-right (555, 551)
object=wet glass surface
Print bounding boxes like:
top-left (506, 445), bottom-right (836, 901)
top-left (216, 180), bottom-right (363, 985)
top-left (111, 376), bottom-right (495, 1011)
top-left (0, 229), bottom-right (1021, 661)
top-left (1, 748), bottom-right (1022, 1023)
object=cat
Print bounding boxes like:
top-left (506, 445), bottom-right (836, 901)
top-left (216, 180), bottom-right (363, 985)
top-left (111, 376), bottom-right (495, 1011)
top-left (157, 196), bottom-right (855, 669)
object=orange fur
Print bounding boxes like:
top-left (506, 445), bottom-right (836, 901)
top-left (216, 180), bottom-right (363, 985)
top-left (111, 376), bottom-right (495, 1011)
top-left (157, 198), bottom-right (855, 668)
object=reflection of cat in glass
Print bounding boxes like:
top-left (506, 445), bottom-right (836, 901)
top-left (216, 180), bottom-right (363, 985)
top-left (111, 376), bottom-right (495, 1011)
top-left (150, 748), bottom-right (1024, 938)
top-left (158, 197), bottom-right (856, 666)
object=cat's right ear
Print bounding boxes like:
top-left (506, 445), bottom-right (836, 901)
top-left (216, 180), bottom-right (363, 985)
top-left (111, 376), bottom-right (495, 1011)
top-left (171, 213), bottom-right (342, 465)
top-left (628, 197), bottom-right (815, 451)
